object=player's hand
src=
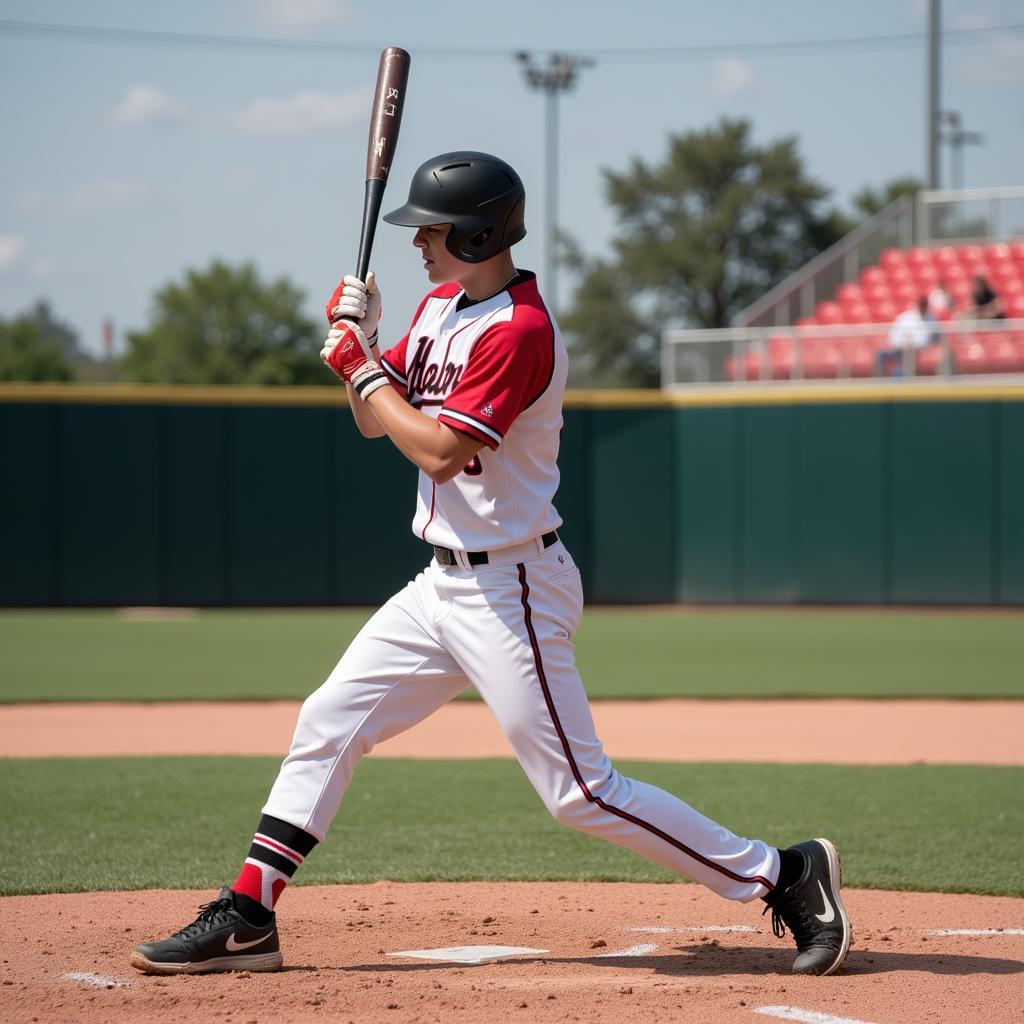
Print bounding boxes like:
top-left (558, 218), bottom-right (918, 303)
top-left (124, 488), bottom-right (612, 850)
top-left (326, 271), bottom-right (381, 339)
top-left (320, 320), bottom-right (377, 383)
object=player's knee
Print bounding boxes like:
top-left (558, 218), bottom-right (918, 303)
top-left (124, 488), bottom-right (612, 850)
top-left (548, 788), bottom-right (598, 831)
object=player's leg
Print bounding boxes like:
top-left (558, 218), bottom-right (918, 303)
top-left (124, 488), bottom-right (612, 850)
top-left (130, 569), bottom-right (468, 974)
top-left (439, 546), bottom-right (775, 900)
top-left (440, 544), bottom-right (849, 974)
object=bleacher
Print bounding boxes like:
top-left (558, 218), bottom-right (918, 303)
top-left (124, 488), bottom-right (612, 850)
top-left (727, 241), bottom-right (1024, 381)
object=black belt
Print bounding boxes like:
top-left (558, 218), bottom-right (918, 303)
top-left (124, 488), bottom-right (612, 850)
top-left (432, 531), bottom-right (559, 568)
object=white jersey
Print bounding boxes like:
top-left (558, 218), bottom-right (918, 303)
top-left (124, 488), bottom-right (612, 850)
top-left (380, 272), bottom-right (566, 551)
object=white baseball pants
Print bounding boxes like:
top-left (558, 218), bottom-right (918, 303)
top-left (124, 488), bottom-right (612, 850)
top-left (263, 540), bottom-right (779, 902)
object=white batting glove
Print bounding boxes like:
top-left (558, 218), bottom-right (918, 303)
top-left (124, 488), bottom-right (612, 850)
top-left (329, 271), bottom-right (381, 339)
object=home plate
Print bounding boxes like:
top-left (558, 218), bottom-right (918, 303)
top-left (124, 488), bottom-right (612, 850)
top-left (387, 945), bottom-right (549, 965)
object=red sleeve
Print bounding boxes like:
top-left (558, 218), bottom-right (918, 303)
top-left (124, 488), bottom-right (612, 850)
top-left (437, 318), bottom-right (554, 450)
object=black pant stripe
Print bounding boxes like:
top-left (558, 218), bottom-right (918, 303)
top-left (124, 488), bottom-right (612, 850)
top-left (516, 562), bottom-right (773, 892)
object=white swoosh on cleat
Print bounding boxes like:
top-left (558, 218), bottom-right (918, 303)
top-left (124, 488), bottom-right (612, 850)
top-left (225, 932), bottom-right (272, 952)
top-left (814, 880), bottom-right (836, 924)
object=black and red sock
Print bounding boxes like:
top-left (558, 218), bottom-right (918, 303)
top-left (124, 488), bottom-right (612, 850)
top-left (232, 814), bottom-right (318, 913)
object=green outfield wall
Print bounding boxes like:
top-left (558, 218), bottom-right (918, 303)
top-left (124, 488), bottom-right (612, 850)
top-left (2, 384), bottom-right (1022, 606)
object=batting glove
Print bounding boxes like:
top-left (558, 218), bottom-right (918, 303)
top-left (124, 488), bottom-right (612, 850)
top-left (326, 271), bottom-right (381, 341)
top-left (320, 321), bottom-right (389, 400)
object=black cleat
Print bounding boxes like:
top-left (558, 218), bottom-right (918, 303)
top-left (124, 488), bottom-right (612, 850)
top-left (130, 888), bottom-right (282, 974)
top-left (763, 838), bottom-right (852, 976)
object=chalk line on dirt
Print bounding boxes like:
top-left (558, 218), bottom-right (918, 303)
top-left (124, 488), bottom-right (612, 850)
top-left (63, 972), bottom-right (132, 989)
top-left (927, 927), bottom-right (1024, 936)
top-left (387, 945), bottom-right (549, 965)
top-left (595, 943), bottom-right (658, 957)
top-left (755, 1007), bottom-right (878, 1024)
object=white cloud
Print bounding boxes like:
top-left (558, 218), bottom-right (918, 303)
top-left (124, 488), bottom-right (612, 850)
top-left (249, 0), bottom-right (356, 31)
top-left (959, 37), bottom-right (1024, 85)
top-left (68, 179), bottom-right (156, 211)
top-left (110, 85), bottom-right (186, 127)
top-left (710, 56), bottom-right (754, 98)
top-left (0, 236), bottom-right (26, 273)
top-left (951, 10), bottom-right (995, 30)
top-left (234, 89), bottom-right (368, 137)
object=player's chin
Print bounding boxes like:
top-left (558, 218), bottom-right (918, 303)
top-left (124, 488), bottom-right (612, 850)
top-left (424, 263), bottom-right (452, 285)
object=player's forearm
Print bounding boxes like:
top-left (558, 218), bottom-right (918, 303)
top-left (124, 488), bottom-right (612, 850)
top-left (346, 382), bottom-right (387, 438)
top-left (365, 385), bottom-right (476, 483)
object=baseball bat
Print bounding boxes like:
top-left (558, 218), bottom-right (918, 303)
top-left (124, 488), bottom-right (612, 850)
top-left (334, 47), bottom-right (410, 326)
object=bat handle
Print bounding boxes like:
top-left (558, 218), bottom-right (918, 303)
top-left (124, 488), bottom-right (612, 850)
top-left (330, 178), bottom-right (387, 327)
top-left (355, 178), bottom-right (387, 282)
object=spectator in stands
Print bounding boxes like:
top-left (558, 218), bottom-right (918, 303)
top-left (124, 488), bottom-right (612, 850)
top-left (927, 280), bottom-right (954, 319)
top-left (959, 274), bottom-right (1005, 319)
top-left (875, 296), bottom-right (936, 377)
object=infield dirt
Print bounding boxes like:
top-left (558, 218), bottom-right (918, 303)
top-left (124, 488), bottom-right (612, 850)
top-left (3, 884), bottom-right (1022, 1024)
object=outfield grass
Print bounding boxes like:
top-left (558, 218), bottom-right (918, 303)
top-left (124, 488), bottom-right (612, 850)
top-left (0, 756), bottom-right (1020, 897)
top-left (1, 608), bottom-right (1023, 702)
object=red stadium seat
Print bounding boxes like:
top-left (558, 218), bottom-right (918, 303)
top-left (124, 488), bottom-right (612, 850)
top-left (949, 279), bottom-right (974, 306)
top-left (863, 282), bottom-right (891, 306)
top-left (985, 242), bottom-right (1013, 263)
top-left (912, 264), bottom-right (939, 289)
top-left (892, 283), bottom-right (921, 306)
top-left (1000, 277), bottom-right (1024, 299)
top-left (906, 246), bottom-right (934, 269)
top-left (915, 345), bottom-right (944, 376)
top-left (884, 263), bottom-right (914, 287)
top-left (727, 348), bottom-right (779, 382)
top-left (954, 340), bottom-right (988, 374)
top-left (989, 262), bottom-right (1018, 286)
top-left (816, 301), bottom-right (843, 325)
top-left (842, 303), bottom-right (872, 324)
top-left (836, 282), bottom-right (863, 307)
top-left (860, 266), bottom-right (887, 288)
top-left (879, 248), bottom-right (907, 272)
top-left (958, 244), bottom-right (985, 265)
top-left (847, 345), bottom-right (875, 377)
top-left (869, 299), bottom-right (898, 322)
top-left (989, 338), bottom-right (1021, 373)
top-left (800, 338), bottom-right (842, 378)
top-left (1006, 294), bottom-right (1024, 319)
top-left (934, 245), bottom-right (960, 269)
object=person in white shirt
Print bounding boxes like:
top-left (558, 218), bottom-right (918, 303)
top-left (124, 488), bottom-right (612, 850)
top-left (876, 296), bottom-right (936, 376)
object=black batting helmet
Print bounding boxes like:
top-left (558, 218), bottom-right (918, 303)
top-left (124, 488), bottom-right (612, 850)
top-left (383, 151), bottom-right (526, 263)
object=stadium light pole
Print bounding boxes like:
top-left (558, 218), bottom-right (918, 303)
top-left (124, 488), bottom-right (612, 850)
top-left (516, 51), bottom-right (594, 316)
top-left (927, 0), bottom-right (941, 188)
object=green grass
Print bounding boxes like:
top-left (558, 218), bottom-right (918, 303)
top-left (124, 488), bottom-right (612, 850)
top-left (1, 608), bottom-right (1023, 702)
top-left (0, 757), bottom-right (1020, 897)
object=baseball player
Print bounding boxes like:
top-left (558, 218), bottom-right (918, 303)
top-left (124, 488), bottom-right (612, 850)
top-left (130, 152), bottom-right (851, 977)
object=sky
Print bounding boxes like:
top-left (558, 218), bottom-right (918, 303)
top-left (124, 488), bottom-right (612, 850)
top-left (1, 0), bottom-right (1022, 356)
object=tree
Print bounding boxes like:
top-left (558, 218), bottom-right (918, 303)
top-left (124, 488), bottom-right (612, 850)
top-left (559, 118), bottom-right (846, 386)
top-left (851, 176), bottom-right (922, 221)
top-left (123, 261), bottom-right (323, 385)
top-left (0, 305), bottom-right (76, 382)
